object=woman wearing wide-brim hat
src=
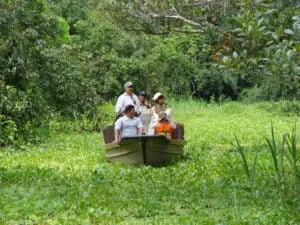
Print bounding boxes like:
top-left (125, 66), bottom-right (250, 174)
top-left (152, 92), bottom-right (170, 112)
top-left (148, 92), bottom-right (173, 135)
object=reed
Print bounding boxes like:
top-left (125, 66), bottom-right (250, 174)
top-left (232, 134), bottom-right (260, 192)
top-left (265, 122), bottom-right (299, 197)
top-left (234, 134), bottom-right (250, 179)
top-left (265, 124), bottom-right (281, 183)
top-left (284, 123), bottom-right (299, 195)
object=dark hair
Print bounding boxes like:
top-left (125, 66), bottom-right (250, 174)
top-left (125, 104), bottom-right (135, 113)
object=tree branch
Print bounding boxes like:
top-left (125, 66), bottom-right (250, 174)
top-left (96, 2), bottom-right (216, 33)
top-left (182, 0), bottom-right (217, 7)
top-left (148, 12), bottom-right (203, 28)
top-left (171, 28), bottom-right (203, 33)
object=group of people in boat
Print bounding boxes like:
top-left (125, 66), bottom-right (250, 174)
top-left (112, 81), bottom-right (176, 143)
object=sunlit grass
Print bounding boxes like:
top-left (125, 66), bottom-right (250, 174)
top-left (0, 100), bottom-right (299, 224)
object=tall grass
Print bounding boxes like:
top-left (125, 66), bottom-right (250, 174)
top-left (234, 134), bottom-right (250, 179)
top-left (265, 124), bottom-right (281, 184)
top-left (264, 123), bottom-right (299, 197)
top-left (284, 123), bottom-right (299, 196)
top-left (231, 122), bottom-right (299, 199)
top-left (232, 134), bottom-right (259, 191)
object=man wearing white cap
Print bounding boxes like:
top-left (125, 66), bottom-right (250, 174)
top-left (115, 81), bottom-right (140, 119)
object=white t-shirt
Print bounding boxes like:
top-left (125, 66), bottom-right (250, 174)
top-left (115, 93), bottom-right (140, 114)
top-left (115, 116), bottom-right (143, 138)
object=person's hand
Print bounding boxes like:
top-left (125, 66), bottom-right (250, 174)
top-left (165, 108), bottom-right (171, 116)
top-left (112, 139), bottom-right (119, 144)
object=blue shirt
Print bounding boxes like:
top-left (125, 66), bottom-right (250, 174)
top-left (115, 116), bottom-right (143, 138)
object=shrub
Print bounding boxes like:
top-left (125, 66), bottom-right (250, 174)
top-left (0, 115), bottom-right (17, 146)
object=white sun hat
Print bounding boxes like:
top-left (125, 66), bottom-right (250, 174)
top-left (152, 92), bottom-right (164, 101)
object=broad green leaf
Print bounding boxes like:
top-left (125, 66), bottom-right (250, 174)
top-left (284, 29), bottom-right (294, 35)
top-left (292, 16), bottom-right (300, 21)
top-left (287, 50), bottom-right (295, 60)
top-left (232, 51), bottom-right (238, 59)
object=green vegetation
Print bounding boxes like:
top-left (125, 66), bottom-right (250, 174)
top-left (0, 1), bottom-right (299, 223)
top-left (1, 101), bottom-right (299, 224)
top-left (1, 0), bottom-right (299, 145)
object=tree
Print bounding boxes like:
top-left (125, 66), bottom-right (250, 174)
top-left (0, 0), bottom-right (98, 145)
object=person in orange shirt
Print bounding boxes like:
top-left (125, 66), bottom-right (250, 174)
top-left (154, 111), bottom-right (176, 139)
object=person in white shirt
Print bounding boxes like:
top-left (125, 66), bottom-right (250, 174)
top-left (113, 105), bottom-right (143, 143)
top-left (115, 82), bottom-right (140, 120)
top-left (138, 91), bottom-right (152, 135)
top-left (148, 92), bottom-right (173, 135)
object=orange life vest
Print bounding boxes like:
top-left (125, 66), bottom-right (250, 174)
top-left (155, 121), bottom-right (173, 138)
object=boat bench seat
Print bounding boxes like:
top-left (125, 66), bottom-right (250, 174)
top-left (103, 123), bottom-right (185, 144)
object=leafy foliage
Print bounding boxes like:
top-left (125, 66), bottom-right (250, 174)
top-left (0, 0), bottom-right (299, 145)
top-left (94, 0), bottom-right (299, 100)
top-left (0, 0), bottom-right (98, 145)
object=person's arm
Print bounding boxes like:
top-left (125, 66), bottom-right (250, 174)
top-left (134, 95), bottom-right (141, 115)
top-left (113, 129), bottom-right (120, 143)
top-left (145, 99), bottom-right (151, 108)
top-left (137, 127), bottom-right (143, 135)
top-left (115, 95), bottom-right (123, 114)
top-left (165, 108), bottom-right (172, 118)
top-left (113, 118), bottom-right (122, 143)
top-left (154, 124), bottom-right (158, 134)
top-left (170, 121), bottom-right (176, 129)
top-left (137, 118), bottom-right (143, 135)
top-left (141, 125), bottom-right (146, 134)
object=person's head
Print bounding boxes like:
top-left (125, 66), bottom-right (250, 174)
top-left (124, 81), bottom-right (134, 94)
top-left (158, 111), bottom-right (168, 121)
top-left (152, 92), bottom-right (165, 104)
top-left (124, 104), bottom-right (135, 118)
top-left (138, 90), bottom-right (147, 103)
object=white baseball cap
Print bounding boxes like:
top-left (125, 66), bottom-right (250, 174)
top-left (124, 81), bottom-right (133, 88)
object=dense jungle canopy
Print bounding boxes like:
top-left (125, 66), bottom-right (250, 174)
top-left (0, 0), bottom-right (299, 145)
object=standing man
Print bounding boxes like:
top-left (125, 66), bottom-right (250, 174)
top-left (115, 81), bottom-right (140, 119)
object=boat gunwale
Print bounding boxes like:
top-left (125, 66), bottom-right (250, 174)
top-left (104, 139), bottom-right (186, 149)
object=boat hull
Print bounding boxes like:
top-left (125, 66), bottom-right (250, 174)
top-left (104, 136), bottom-right (186, 165)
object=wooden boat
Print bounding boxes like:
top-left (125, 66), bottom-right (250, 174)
top-left (103, 123), bottom-right (186, 165)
